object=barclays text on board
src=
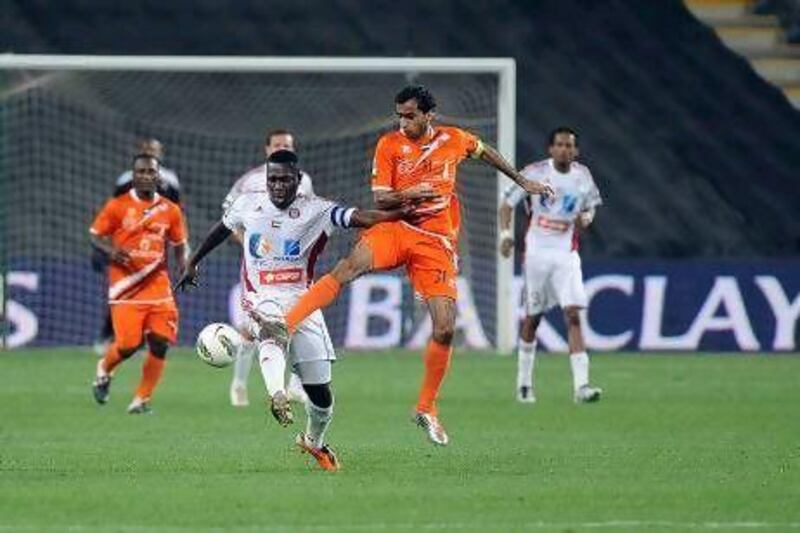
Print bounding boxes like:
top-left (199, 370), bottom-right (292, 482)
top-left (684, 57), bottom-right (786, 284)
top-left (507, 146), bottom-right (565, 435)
top-left (4, 260), bottom-right (799, 352)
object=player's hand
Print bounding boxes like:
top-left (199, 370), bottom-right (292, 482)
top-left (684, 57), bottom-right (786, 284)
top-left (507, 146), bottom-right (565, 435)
top-left (108, 247), bottom-right (132, 266)
top-left (402, 183), bottom-right (440, 202)
top-left (173, 264), bottom-right (199, 292)
top-left (577, 211), bottom-right (593, 229)
top-left (500, 237), bottom-right (514, 258)
top-left (523, 180), bottom-right (554, 199)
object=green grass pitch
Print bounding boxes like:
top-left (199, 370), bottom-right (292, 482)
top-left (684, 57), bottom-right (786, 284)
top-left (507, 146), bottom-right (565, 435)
top-left (1, 348), bottom-right (799, 532)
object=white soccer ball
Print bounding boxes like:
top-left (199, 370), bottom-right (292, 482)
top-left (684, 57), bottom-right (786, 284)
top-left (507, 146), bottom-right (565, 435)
top-left (196, 323), bottom-right (243, 368)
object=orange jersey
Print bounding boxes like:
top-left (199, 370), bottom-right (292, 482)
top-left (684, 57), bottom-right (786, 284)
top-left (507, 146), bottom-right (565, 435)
top-left (371, 126), bottom-right (482, 240)
top-left (90, 190), bottom-right (187, 303)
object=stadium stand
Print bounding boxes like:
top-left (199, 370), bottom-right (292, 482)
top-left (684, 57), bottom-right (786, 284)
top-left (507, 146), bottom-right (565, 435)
top-left (1, 0), bottom-right (798, 261)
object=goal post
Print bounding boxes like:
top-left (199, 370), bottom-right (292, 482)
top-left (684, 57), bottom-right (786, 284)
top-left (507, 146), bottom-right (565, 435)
top-left (0, 54), bottom-right (516, 352)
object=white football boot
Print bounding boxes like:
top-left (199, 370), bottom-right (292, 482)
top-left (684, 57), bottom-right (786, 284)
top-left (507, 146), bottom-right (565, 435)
top-left (574, 385), bottom-right (603, 403)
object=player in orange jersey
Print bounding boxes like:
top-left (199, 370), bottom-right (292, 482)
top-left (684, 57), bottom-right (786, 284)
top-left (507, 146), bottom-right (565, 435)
top-left (89, 153), bottom-right (189, 414)
top-left (283, 85), bottom-right (553, 445)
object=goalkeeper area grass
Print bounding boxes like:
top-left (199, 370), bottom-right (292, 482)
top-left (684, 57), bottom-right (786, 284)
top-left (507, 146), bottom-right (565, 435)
top-left (1, 349), bottom-right (798, 532)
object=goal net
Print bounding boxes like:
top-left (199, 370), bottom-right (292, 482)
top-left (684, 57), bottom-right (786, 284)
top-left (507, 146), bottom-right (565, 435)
top-left (0, 56), bottom-right (515, 351)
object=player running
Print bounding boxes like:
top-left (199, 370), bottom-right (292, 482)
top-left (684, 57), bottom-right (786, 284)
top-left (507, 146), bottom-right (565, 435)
top-left (499, 127), bottom-right (603, 404)
top-left (92, 138), bottom-right (182, 356)
top-left (175, 150), bottom-right (411, 472)
top-left (90, 153), bottom-right (189, 413)
top-left (223, 129), bottom-right (312, 408)
top-left (281, 85), bottom-right (553, 446)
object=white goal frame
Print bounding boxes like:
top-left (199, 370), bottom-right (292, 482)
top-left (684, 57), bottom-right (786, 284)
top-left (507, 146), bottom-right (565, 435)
top-left (0, 54), bottom-right (517, 352)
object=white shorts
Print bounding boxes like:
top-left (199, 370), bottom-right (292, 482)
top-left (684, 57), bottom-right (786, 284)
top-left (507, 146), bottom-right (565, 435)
top-left (244, 297), bottom-right (336, 365)
top-left (523, 249), bottom-right (587, 315)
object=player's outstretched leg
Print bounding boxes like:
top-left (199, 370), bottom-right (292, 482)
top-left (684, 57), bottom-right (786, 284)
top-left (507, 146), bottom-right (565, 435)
top-left (295, 372), bottom-right (338, 472)
top-left (414, 297), bottom-right (455, 446)
top-left (230, 339), bottom-right (256, 407)
top-left (257, 340), bottom-right (293, 426)
top-left (564, 307), bottom-right (602, 403)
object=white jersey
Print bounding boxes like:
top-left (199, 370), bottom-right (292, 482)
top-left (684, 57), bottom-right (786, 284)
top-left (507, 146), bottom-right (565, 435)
top-left (222, 164), bottom-right (314, 211)
top-left (222, 192), bottom-right (354, 308)
top-left (503, 158), bottom-right (601, 253)
top-left (116, 167), bottom-right (180, 191)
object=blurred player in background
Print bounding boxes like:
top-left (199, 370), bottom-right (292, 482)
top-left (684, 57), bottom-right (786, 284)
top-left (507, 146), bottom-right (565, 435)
top-left (176, 150), bottom-right (411, 471)
top-left (92, 138), bottom-right (182, 356)
top-left (281, 85), bottom-right (553, 446)
top-left (499, 127), bottom-right (603, 404)
top-left (223, 129), bottom-right (312, 408)
top-left (90, 153), bottom-right (189, 414)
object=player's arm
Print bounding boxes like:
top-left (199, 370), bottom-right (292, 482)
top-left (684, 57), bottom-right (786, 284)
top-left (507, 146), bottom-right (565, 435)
top-left (327, 203), bottom-right (411, 231)
top-left (498, 184), bottom-right (526, 258)
top-left (350, 206), bottom-right (412, 228)
top-left (371, 136), bottom-right (439, 210)
top-left (576, 208), bottom-right (596, 230)
top-left (89, 201), bottom-right (130, 266)
top-left (174, 221), bottom-right (232, 291)
top-left (373, 185), bottom-right (440, 210)
top-left (89, 233), bottom-right (131, 266)
top-left (478, 144), bottom-right (554, 198)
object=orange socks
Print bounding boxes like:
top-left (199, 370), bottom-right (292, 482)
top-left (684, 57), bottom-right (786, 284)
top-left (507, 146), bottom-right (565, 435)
top-left (135, 353), bottom-right (166, 401)
top-left (416, 340), bottom-right (453, 416)
top-left (286, 274), bottom-right (341, 332)
top-left (102, 342), bottom-right (124, 374)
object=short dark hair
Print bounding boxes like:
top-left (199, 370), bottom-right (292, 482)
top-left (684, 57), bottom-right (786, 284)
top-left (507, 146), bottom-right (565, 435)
top-left (265, 129), bottom-right (293, 146)
top-left (267, 149), bottom-right (299, 166)
top-left (548, 127), bottom-right (578, 147)
top-left (395, 85), bottom-right (437, 113)
top-left (132, 153), bottom-right (160, 166)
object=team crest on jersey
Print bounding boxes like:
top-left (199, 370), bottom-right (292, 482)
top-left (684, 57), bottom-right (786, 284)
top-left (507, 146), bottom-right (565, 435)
top-left (248, 233), bottom-right (272, 258)
top-left (289, 208), bottom-right (300, 219)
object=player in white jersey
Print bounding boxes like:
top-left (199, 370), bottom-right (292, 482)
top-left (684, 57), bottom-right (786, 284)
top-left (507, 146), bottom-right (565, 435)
top-left (223, 130), bottom-right (312, 408)
top-left (175, 150), bottom-right (411, 471)
top-left (499, 127), bottom-right (603, 404)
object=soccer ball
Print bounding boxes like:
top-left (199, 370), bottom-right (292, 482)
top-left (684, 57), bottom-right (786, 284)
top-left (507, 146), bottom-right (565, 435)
top-left (196, 323), bottom-right (243, 368)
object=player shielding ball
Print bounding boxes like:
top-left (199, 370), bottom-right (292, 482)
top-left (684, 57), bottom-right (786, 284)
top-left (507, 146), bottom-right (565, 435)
top-left (90, 154), bottom-right (189, 413)
top-left (175, 150), bottom-right (410, 471)
top-left (281, 85), bottom-right (553, 446)
top-left (223, 129), bottom-right (312, 408)
top-left (499, 127), bottom-right (603, 404)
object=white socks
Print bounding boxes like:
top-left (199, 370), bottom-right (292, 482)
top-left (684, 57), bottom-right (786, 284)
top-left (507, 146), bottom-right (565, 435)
top-left (231, 341), bottom-right (256, 389)
top-left (570, 351), bottom-right (589, 392)
top-left (258, 341), bottom-right (286, 397)
top-left (305, 399), bottom-right (333, 449)
top-left (516, 340), bottom-right (537, 389)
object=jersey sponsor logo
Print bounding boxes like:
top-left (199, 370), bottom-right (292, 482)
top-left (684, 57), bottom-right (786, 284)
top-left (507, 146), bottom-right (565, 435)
top-left (258, 268), bottom-right (303, 285)
top-left (536, 216), bottom-right (570, 233)
top-left (248, 233), bottom-right (272, 258)
top-left (283, 239), bottom-right (301, 257)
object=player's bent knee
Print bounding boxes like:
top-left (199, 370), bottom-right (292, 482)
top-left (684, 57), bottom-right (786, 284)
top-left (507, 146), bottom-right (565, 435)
top-left (432, 324), bottom-right (455, 346)
top-left (146, 335), bottom-right (170, 358)
top-left (520, 316), bottom-right (540, 343)
top-left (117, 345), bottom-right (139, 359)
top-left (303, 382), bottom-right (333, 409)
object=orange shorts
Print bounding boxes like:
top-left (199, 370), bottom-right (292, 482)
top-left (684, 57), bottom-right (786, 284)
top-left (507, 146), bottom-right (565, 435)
top-left (359, 221), bottom-right (458, 300)
top-left (110, 300), bottom-right (179, 349)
